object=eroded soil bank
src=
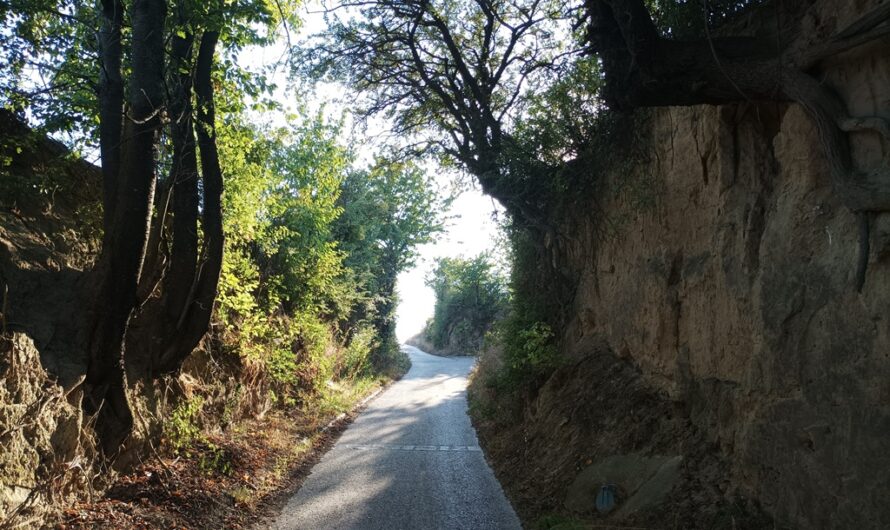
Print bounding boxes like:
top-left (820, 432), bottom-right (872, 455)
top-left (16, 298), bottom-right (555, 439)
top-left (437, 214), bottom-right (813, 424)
top-left (470, 0), bottom-right (890, 527)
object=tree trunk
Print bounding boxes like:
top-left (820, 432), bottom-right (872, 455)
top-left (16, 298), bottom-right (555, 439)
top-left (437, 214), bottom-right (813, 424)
top-left (98, 0), bottom-right (123, 235)
top-left (152, 30), bottom-right (224, 375)
top-left (164, 29), bottom-right (200, 327)
top-left (86, 0), bottom-right (167, 457)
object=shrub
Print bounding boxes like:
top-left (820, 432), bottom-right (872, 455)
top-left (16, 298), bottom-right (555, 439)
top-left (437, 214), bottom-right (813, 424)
top-left (166, 396), bottom-right (206, 454)
top-left (423, 253), bottom-right (510, 354)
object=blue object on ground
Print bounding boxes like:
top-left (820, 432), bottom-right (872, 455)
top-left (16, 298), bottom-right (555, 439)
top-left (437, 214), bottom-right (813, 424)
top-left (596, 484), bottom-right (618, 514)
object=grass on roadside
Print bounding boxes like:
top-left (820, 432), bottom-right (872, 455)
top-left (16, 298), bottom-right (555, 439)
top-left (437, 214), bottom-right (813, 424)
top-left (58, 370), bottom-right (403, 530)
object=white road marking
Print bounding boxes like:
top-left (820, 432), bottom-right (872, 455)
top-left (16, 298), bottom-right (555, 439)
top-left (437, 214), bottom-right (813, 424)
top-left (341, 443), bottom-right (482, 452)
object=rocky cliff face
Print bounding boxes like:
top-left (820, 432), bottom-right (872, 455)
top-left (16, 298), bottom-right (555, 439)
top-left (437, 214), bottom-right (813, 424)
top-left (543, 1), bottom-right (889, 527)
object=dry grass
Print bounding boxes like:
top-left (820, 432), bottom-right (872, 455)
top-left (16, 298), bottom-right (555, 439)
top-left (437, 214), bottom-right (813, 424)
top-left (56, 376), bottom-right (394, 530)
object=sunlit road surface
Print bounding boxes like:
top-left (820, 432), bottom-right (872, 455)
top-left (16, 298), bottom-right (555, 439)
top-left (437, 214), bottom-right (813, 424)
top-left (270, 345), bottom-right (521, 530)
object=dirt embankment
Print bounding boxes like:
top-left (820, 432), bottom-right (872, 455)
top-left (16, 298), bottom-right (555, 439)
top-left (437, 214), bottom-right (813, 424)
top-left (1, 109), bottom-right (104, 525)
top-left (471, 347), bottom-right (774, 529)
top-left (471, 1), bottom-right (890, 528)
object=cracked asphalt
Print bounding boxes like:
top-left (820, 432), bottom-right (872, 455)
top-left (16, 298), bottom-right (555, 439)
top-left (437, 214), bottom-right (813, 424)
top-left (269, 346), bottom-right (521, 529)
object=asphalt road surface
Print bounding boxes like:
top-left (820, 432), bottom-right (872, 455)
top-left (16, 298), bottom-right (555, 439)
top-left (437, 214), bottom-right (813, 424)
top-left (270, 346), bottom-right (521, 530)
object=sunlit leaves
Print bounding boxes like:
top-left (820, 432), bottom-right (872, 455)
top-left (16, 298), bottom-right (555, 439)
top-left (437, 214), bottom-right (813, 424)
top-left (424, 253), bottom-right (509, 351)
top-left (216, 108), bottom-right (443, 389)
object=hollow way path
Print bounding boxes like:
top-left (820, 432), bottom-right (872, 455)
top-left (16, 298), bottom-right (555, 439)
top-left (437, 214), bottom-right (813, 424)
top-left (269, 346), bottom-right (521, 529)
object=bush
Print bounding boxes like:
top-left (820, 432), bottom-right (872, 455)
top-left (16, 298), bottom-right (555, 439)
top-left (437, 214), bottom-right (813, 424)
top-left (423, 253), bottom-right (510, 354)
top-left (339, 325), bottom-right (376, 379)
top-left (513, 322), bottom-right (559, 371)
top-left (166, 396), bottom-right (206, 454)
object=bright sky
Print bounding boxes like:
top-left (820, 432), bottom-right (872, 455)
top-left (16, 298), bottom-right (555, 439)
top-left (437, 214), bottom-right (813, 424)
top-left (244, 4), bottom-right (506, 344)
top-left (395, 185), bottom-right (503, 342)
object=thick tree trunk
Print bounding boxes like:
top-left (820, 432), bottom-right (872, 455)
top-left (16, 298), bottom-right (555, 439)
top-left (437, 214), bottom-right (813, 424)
top-left (98, 0), bottom-right (123, 234)
top-left (86, 0), bottom-right (167, 456)
top-left (164, 30), bottom-right (200, 325)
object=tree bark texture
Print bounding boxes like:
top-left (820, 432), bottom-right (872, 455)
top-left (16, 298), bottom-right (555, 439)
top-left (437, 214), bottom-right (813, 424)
top-left (98, 0), bottom-right (123, 234)
top-left (86, 0), bottom-right (166, 457)
top-left (124, 28), bottom-right (225, 381)
top-left (171, 29), bottom-right (225, 373)
top-left (164, 29), bottom-right (200, 327)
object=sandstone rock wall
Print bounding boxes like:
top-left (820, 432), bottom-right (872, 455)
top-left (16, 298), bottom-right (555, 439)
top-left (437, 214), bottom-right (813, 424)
top-left (555, 1), bottom-right (890, 526)
top-left (0, 334), bottom-right (91, 524)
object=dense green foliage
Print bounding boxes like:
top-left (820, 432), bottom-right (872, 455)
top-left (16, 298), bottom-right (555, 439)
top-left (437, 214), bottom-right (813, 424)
top-left (0, 0), bottom-right (443, 411)
top-left (334, 159), bottom-right (446, 359)
top-left (493, 229), bottom-right (563, 389)
top-left (0, 0), bottom-right (295, 150)
top-left (0, 1), bottom-right (97, 143)
top-left (422, 253), bottom-right (509, 354)
top-left (215, 110), bottom-right (442, 403)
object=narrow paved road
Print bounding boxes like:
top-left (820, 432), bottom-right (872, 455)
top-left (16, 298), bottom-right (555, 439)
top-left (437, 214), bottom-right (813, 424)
top-left (270, 346), bottom-right (521, 530)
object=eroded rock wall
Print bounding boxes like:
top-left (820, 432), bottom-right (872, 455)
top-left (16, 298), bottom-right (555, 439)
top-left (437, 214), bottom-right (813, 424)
top-left (552, 1), bottom-right (890, 526)
top-left (0, 334), bottom-right (91, 523)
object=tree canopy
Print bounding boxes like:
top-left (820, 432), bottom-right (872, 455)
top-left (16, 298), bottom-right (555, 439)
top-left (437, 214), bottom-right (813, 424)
top-left (302, 0), bottom-right (582, 212)
top-left (423, 253), bottom-right (509, 353)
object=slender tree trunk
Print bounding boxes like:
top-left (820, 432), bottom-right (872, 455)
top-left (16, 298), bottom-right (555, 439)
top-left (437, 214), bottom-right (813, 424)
top-left (189, 29), bottom-right (225, 340)
top-left (136, 174), bottom-right (172, 301)
top-left (164, 28), bottom-right (200, 326)
top-left (86, 0), bottom-right (167, 456)
top-left (153, 30), bottom-right (224, 375)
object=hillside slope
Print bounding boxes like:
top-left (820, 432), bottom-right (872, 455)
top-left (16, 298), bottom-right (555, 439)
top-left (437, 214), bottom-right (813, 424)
top-left (0, 109), bottom-right (103, 522)
top-left (471, 0), bottom-right (890, 527)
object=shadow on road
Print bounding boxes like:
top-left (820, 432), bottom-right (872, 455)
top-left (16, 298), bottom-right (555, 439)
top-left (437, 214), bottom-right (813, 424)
top-left (268, 347), bottom-right (519, 530)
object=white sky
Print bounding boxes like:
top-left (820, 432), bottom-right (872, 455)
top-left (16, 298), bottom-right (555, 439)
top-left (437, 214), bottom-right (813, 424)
top-left (245, 4), bottom-right (505, 343)
top-left (395, 185), bottom-right (503, 342)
